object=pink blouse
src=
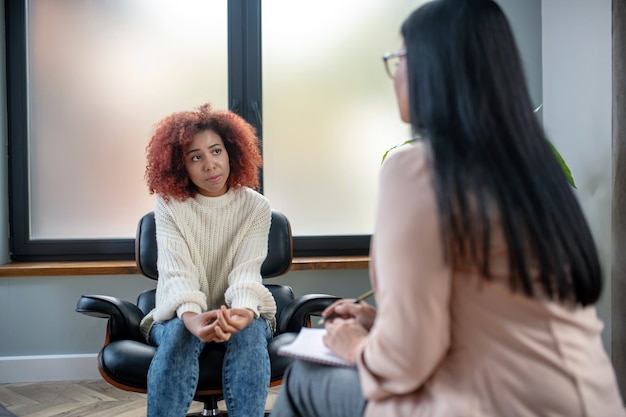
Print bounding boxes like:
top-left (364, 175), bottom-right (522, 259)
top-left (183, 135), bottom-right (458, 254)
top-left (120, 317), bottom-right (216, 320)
top-left (357, 142), bottom-right (624, 417)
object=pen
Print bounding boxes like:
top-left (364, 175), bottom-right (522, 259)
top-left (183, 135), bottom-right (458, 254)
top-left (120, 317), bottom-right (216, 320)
top-left (317, 288), bottom-right (375, 325)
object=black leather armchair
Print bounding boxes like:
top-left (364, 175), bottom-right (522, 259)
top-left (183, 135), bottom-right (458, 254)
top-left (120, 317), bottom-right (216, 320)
top-left (76, 209), bottom-right (339, 416)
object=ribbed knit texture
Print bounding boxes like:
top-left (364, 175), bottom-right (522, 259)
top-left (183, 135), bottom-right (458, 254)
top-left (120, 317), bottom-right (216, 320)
top-left (139, 187), bottom-right (276, 340)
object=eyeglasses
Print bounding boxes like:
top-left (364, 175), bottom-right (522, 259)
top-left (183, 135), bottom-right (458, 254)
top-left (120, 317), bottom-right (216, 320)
top-left (382, 49), bottom-right (406, 79)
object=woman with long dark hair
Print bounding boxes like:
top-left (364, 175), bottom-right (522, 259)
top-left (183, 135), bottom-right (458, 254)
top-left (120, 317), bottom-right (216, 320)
top-left (270, 1), bottom-right (624, 416)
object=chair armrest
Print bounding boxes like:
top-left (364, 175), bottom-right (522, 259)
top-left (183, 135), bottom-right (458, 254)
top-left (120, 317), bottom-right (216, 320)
top-left (76, 295), bottom-right (146, 343)
top-left (277, 294), bottom-right (341, 334)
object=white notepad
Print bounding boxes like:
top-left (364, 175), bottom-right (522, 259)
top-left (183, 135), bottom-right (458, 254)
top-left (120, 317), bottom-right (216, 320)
top-left (277, 327), bottom-right (355, 367)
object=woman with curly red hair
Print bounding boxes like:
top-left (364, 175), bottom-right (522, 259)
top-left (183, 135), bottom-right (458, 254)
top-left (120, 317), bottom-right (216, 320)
top-left (140, 103), bottom-right (276, 417)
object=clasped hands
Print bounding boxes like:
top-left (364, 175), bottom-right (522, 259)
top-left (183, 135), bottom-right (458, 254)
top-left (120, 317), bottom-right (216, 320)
top-left (183, 305), bottom-right (255, 343)
top-left (320, 299), bottom-right (377, 364)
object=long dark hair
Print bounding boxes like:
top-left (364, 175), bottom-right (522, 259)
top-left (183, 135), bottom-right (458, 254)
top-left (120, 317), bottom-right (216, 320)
top-left (401, 0), bottom-right (601, 305)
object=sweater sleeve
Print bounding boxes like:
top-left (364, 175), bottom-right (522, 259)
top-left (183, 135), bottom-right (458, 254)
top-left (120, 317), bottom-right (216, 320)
top-left (357, 144), bottom-right (452, 401)
top-left (224, 195), bottom-right (277, 321)
top-left (152, 198), bottom-right (208, 322)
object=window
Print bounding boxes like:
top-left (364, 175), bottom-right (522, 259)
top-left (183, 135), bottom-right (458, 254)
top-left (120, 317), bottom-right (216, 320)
top-left (6, 0), bottom-right (422, 261)
top-left (261, 0), bottom-right (414, 237)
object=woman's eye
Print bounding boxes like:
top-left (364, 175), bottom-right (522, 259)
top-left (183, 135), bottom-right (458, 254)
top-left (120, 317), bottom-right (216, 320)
top-left (191, 155), bottom-right (201, 161)
top-left (213, 149), bottom-right (222, 155)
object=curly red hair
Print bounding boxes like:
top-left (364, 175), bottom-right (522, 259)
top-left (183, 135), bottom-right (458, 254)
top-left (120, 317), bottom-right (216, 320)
top-left (145, 103), bottom-right (262, 201)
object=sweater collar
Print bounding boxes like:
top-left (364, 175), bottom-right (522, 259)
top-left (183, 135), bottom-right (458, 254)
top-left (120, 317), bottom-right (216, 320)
top-left (193, 187), bottom-right (239, 208)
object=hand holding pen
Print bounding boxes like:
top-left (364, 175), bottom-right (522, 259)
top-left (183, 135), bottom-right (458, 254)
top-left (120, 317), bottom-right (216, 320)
top-left (318, 289), bottom-right (375, 325)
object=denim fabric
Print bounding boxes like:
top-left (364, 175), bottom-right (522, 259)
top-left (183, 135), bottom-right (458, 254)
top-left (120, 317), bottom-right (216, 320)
top-left (147, 317), bottom-right (272, 417)
top-left (269, 359), bottom-right (367, 417)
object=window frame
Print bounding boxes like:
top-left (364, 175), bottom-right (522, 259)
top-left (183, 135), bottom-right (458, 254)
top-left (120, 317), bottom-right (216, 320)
top-left (5, 0), bottom-right (370, 262)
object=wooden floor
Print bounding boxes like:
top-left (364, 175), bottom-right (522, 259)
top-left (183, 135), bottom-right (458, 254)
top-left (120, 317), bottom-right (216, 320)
top-left (0, 379), bottom-right (281, 417)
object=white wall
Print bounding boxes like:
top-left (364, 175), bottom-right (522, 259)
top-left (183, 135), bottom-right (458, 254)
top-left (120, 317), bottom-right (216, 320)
top-left (542, 0), bottom-right (613, 349)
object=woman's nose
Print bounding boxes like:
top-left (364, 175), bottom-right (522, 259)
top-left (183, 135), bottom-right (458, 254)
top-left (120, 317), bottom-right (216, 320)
top-left (204, 158), bottom-right (215, 171)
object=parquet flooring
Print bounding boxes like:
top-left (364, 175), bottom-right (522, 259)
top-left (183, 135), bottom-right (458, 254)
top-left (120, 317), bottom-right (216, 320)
top-left (0, 379), bottom-right (281, 417)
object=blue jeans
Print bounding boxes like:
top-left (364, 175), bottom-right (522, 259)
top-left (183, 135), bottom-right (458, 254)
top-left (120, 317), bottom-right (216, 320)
top-left (147, 317), bottom-right (272, 417)
top-left (270, 359), bottom-right (367, 417)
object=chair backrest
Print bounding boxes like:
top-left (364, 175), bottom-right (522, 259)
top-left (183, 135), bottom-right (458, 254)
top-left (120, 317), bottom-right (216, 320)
top-left (135, 209), bottom-right (293, 280)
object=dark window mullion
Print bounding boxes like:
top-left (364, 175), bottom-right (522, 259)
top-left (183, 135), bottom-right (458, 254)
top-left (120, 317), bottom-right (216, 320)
top-left (228, 0), bottom-right (263, 192)
top-left (5, 0), bottom-right (30, 259)
top-left (228, 0), bottom-right (262, 134)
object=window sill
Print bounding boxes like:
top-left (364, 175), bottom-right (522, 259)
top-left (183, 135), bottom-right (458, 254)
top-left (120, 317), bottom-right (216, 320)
top-left (0, 256), bottom-right (369, 277)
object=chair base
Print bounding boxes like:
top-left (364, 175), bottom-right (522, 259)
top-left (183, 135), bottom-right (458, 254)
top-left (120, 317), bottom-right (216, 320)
top-left (186, 411), bottom-right (271, 416)
top-left (186, 410), bottom-right (220, 417)
top-left (188, 399), bottom-right (221, 416)
top-left (185, 404), bottom-right (272, 417)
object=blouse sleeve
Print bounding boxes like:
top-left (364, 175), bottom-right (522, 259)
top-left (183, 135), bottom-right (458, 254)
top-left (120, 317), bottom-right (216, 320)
top-left (357, 144), bottom-right (452, 401)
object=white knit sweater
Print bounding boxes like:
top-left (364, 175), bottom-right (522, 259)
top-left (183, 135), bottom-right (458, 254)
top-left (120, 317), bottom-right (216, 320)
top-left (139, 186), bottom-right (277, 340)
